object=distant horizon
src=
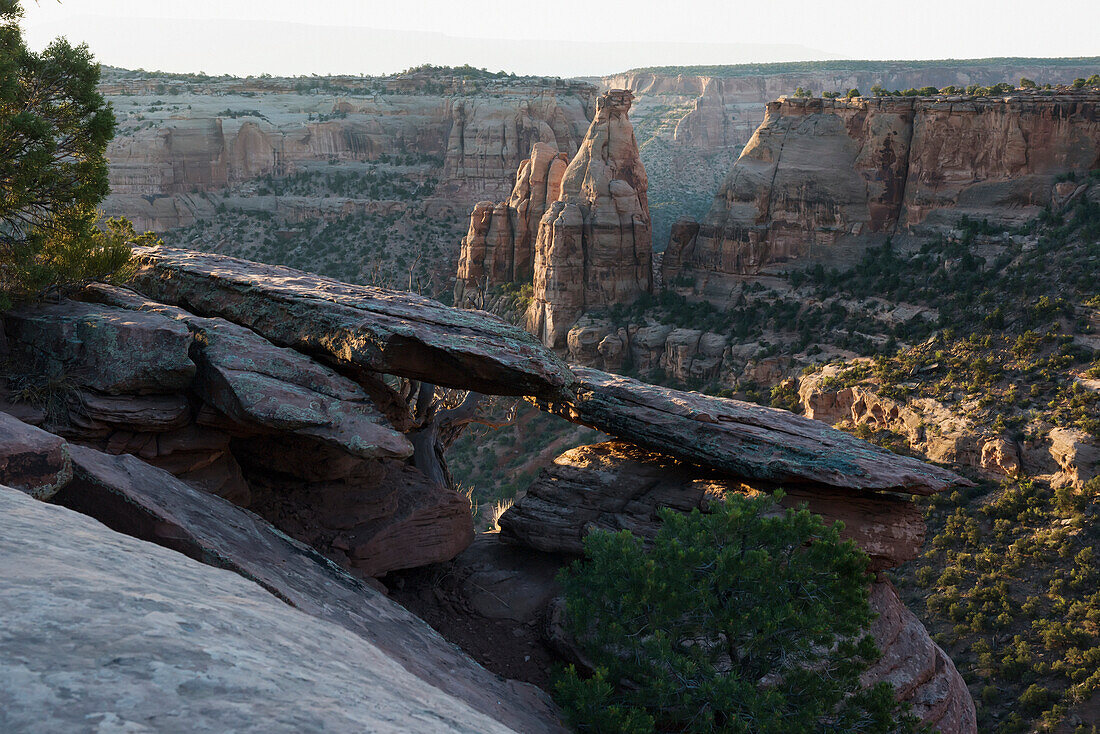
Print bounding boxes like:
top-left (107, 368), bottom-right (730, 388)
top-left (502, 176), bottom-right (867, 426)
top-left (19, 0), bottom-right (1100, 79)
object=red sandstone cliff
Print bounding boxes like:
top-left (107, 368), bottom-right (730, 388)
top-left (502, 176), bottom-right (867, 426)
top-left (664, 92), bottom-right (1100, 280)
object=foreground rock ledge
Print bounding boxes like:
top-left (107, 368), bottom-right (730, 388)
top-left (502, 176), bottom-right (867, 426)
top-left (0, 485), bottom-right (526, 734)
top-left (127, 245), bottom-right (574, 398)
top-left (536, 367), bottom-right (968, 495)
top-left (0, 413), bottom-right (563, 733)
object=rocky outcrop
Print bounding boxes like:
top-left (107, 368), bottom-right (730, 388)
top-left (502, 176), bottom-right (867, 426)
top-left (666, 93), bottom-right (1100, 278)
top-left (527, 90), bottom-right (653, 349)
top-left (0, 470), bottom-right (563, 732)
top-left (500, 441), bottom-right (925, 570)
top-left (454, 143), bottom-right (569, 305)
top-left (126, 245), bottom-right (573, 398)
top-left (1047, 427), bottom-right (1100, 489)
top-left (534, 367), bottom-right (967, 494)
top-left (1, 286), bottom-right (474, 578)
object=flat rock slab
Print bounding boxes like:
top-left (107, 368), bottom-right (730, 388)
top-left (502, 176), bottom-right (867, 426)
top-left (3, 299), bottom-right (195, 394)
top-left (85, 284), bottom-right (413, 461)
top-left (535, 367), bottom-right (967, 495)
top-left (0, 485), bottom-right (524, 734)
top-left (500, 442), bottom-right (925, 570)
top-left (126, 245), bottom-right (574, 398)
top-left (51, 443), bottom-right (561, 732)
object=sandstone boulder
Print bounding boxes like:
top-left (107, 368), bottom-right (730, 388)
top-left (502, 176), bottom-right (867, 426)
top-left (0, 412), bottom-right (72, 500)
top-left (536, 367), bottom-right (967, 494)
top-left (499, 441), bottom-right (925, 570)
top-left (1048, 427), bottom-right (1100, 489)
top-left (0, 485), bottom-right (554, 734)
top-left (85, 283), bottom-right (413, 461)
top-left (127, 245), bottom-right (572, 398)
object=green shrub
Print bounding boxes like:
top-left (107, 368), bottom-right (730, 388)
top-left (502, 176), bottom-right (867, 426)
top-left (554, 493), bottom-right (922, 733)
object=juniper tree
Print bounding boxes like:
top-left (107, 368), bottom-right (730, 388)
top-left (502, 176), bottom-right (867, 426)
top-left (554, 492), bottom-right (924, 733)
top-left (0, 0), bottom-right (144, 307)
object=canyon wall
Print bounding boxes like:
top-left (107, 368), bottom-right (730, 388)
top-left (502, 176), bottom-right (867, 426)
top-left (664, 92), bottom-right (1100, 280)
top-left (526, 90), bottom-right (653, 348)
top-left (599, 60), bottom-right (1100, 247)
top-left (103, 73), bottom-right (595, 231)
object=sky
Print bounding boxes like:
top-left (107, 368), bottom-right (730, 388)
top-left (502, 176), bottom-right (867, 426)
top-left (18, 0), bottom-right (1100, 78)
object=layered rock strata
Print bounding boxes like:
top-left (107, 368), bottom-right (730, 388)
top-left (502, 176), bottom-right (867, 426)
top-left (1, 287), bottom-right (471, 578)
top-left (526, 90), bottom-right (654, 348)
top-left (104, 77), bottom-right (595, 231)
top-left (664, 93), bottom-right (1100, 280)
top-left (454, 142), bottom-right (569, 305)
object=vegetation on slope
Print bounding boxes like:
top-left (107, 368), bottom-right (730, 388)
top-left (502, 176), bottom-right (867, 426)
top-left (624, 58), bottom-right (1100, 79)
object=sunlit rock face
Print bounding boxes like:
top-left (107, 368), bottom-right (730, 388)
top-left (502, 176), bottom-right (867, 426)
top-left (663, 93), bottom-right (1100, 280)
top-left (527, 90), bottom-right (653, 349)
top-left (454, 142), bottom-right (569, 305)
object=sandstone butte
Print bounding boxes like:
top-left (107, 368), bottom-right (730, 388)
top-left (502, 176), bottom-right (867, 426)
top-left (456, 89), bottom-right (654, 348)
top-left (664, 92), bottom-right (1100, 281)
top-left (0, 247), bottom-right (975, 733)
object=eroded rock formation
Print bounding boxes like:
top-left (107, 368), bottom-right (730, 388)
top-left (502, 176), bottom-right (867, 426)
top-left (664, 93), bottom-right (1100, 280)
top-left (526, 90), bottom-right (654, 348)
top-left (454, 142), bottom-right (569, 305)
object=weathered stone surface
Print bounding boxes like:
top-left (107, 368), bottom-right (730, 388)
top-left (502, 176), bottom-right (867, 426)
top-left (455, 142), bottom-right (569, 305)
top-left (527, 90), bottom-right (653, 348)
top-left (0, 485), bottom-right (542, 734)
top-left (126, 245), bottom-right (573, 398)
top-left (667, 93), bottom-right (1100, 278)
top-left (2, 300), bottom-right (196, 395)
top-left (42, 444), bottom-right (561, 732)
top-left (1048, 427), bottom-right (1100, 489)
top-left (864, 582), bottom-right (977, 733)
top-left (69, 391), bottom-right (193, 433)
top-left (500, 441), bottom-right (925, 570)
top-left (85, 283), bottom-right (413, 460)
top-left (0, 412), bottom-right (72, 500)
top-left (535, 367), bottom-right (967, 494)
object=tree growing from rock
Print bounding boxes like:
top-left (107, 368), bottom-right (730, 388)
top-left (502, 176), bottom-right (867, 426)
top-left (0, 0), bottom-right (148, 308)
top-left (554, 492), bottom-right (924, 733)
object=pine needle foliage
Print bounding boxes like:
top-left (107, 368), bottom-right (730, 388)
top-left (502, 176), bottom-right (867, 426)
top-left (554, 493), bottom-right (925, 733)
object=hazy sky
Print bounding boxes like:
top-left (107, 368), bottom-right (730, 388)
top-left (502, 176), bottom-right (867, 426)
top-left (19, 0), bottom-right (1100, 77)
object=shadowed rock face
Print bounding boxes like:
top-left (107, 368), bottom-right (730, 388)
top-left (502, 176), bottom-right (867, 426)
top-left (0, 415), bottom-right (563, 733)
top-left (454, 142), bottom-right (569, 305)
top-left (499, 441), bottom-right (925, 570)
top-left (126, 245), bottom-right (574, 398)
top-left (527, 90), bottom-right (654, 348)
top-left (534, 366), bottom-right (968, 495)
top-left (0, 483), bottom-right (556, 734)
top-left (664, 93), bottom-right (1100, 280)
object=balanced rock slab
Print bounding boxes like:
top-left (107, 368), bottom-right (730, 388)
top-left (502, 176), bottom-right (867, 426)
top-left (126, 245), bottom-right (573, 398)
top-left (534, 367), bottom-right (967, 495)
top-left (0, 485), bottom-right (535, 734)
top-left (500, 441), bottom-right (925, 570)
